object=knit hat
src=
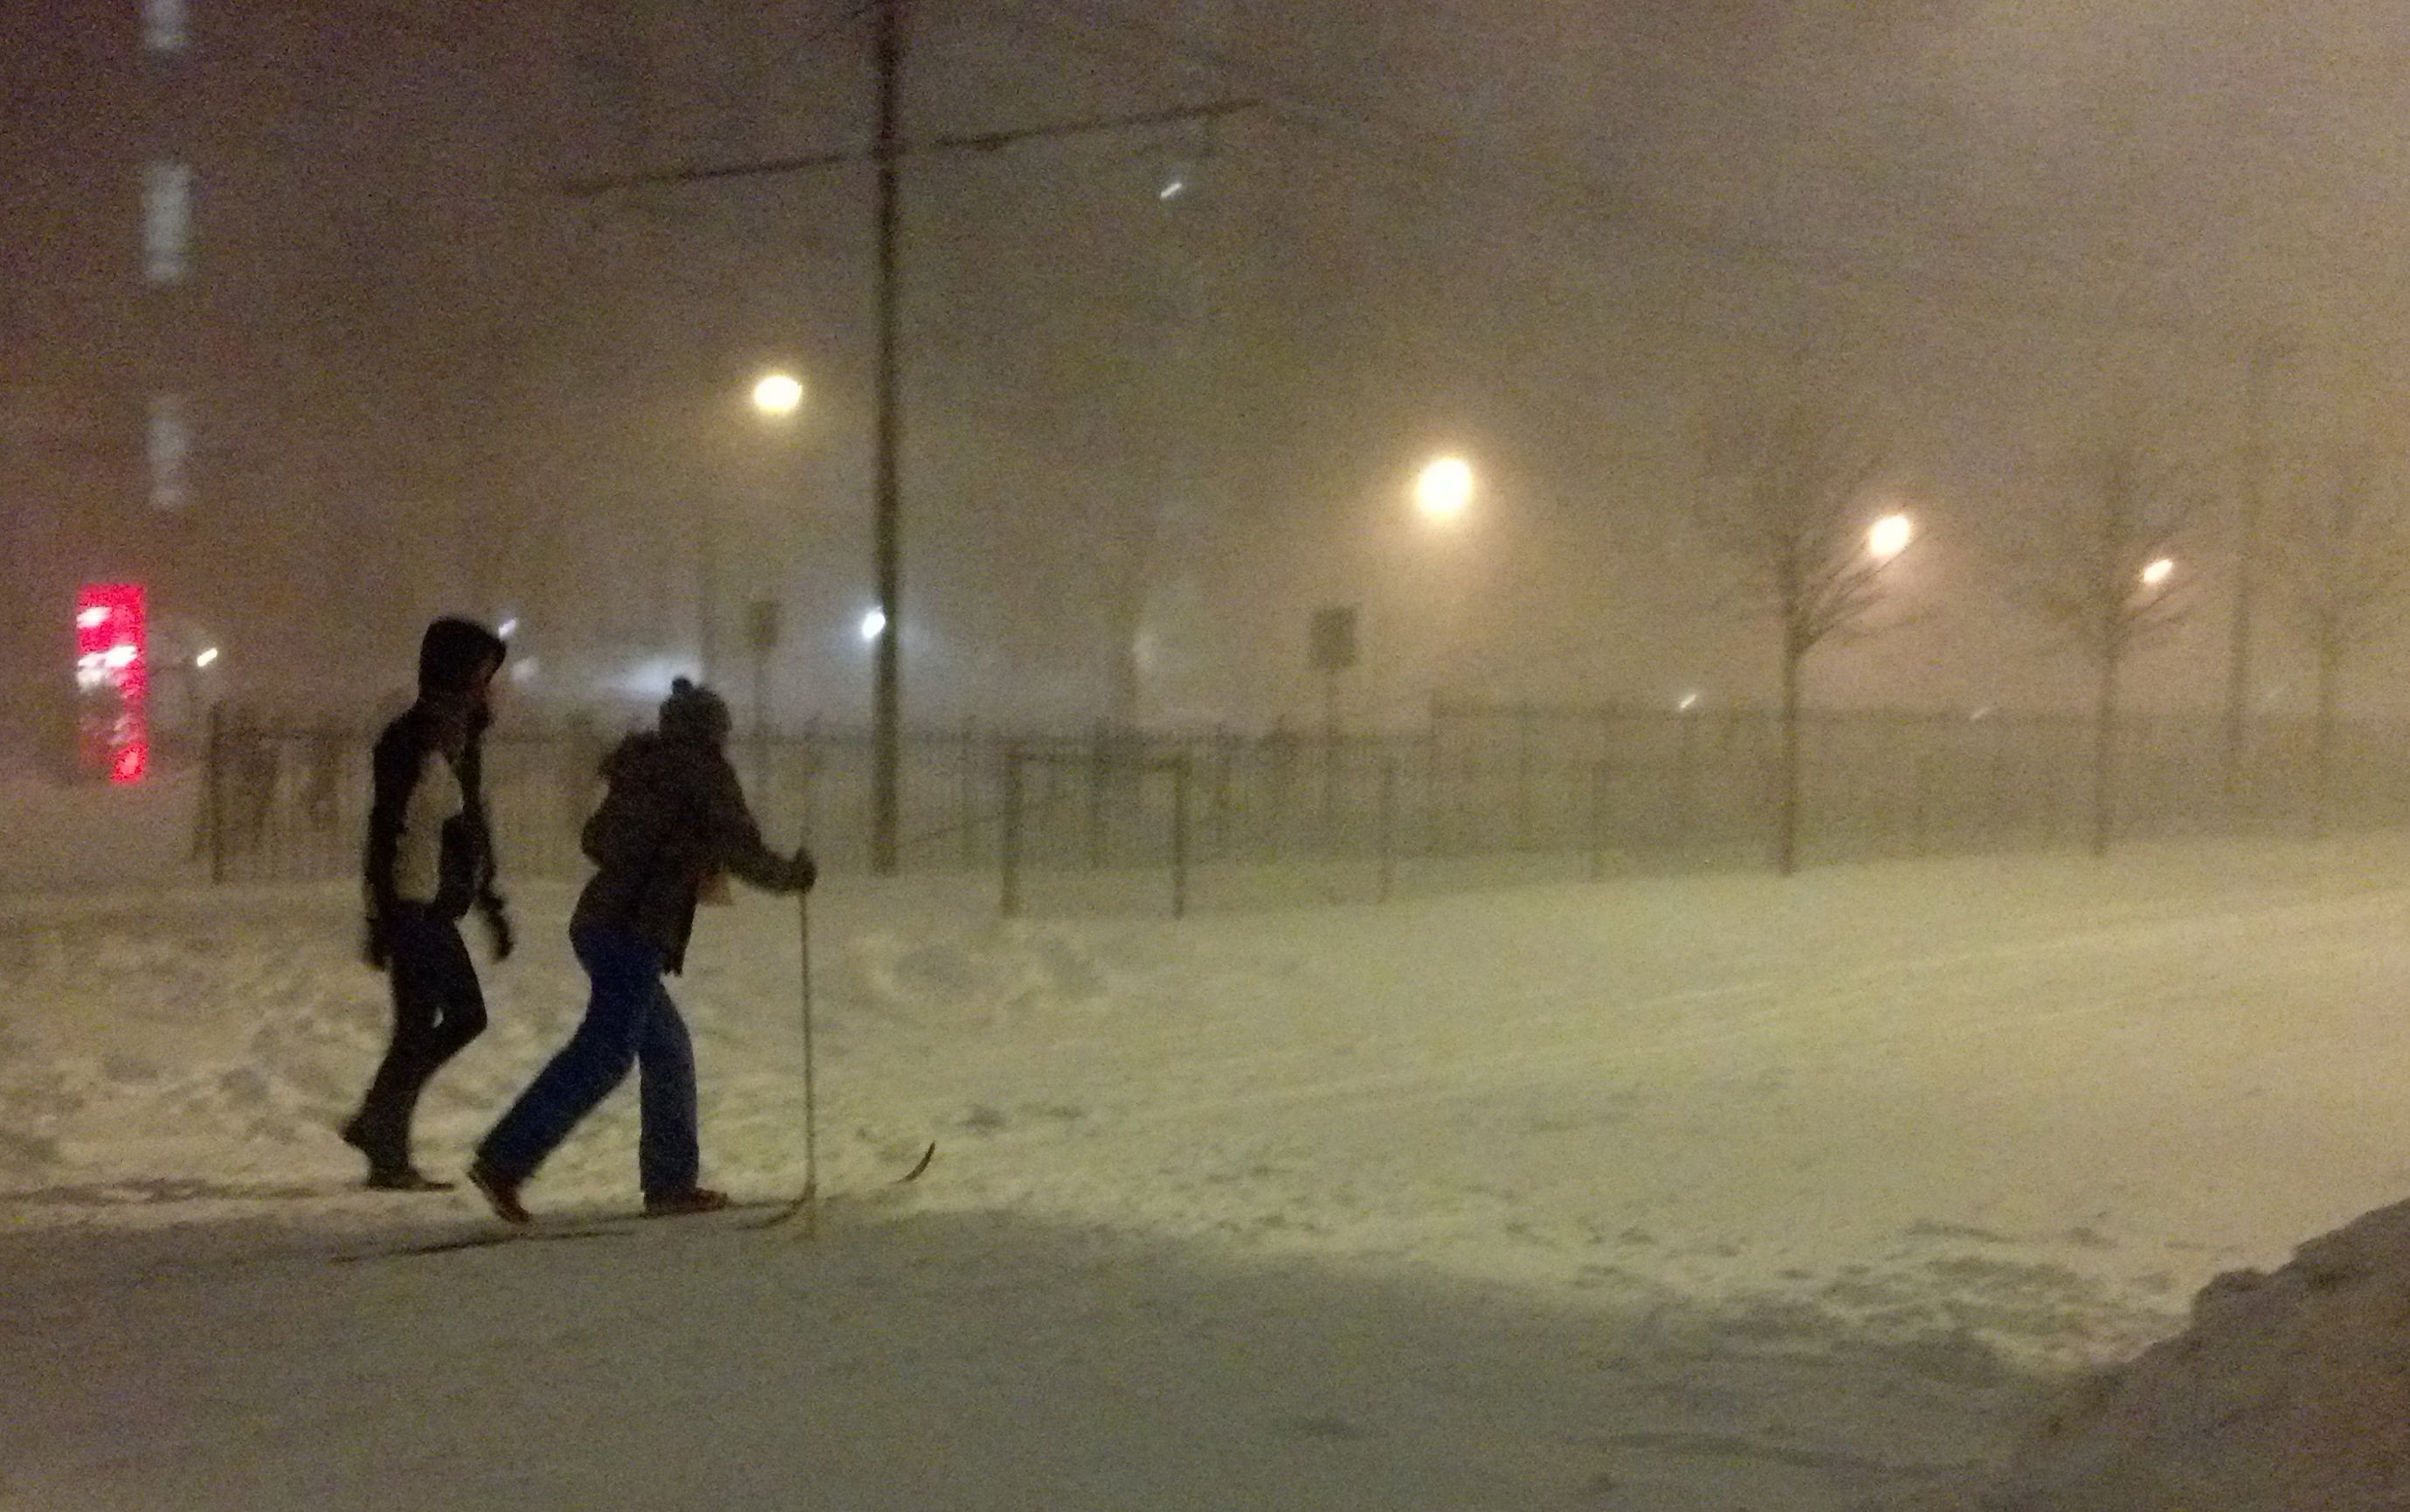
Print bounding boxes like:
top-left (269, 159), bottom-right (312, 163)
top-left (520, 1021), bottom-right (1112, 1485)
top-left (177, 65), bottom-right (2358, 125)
top-left (659, 677), bottom-right (732, 745)
top-left (418, 617), bottom-right (506, 697)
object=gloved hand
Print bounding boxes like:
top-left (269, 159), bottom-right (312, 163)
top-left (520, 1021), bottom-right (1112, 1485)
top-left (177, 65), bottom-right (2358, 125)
top-left (478, 893), bottom-right (515, 963)
top-left (362, 916), bottom-right (389, 972)
top-left (789, 848), bottom-right (818, 894)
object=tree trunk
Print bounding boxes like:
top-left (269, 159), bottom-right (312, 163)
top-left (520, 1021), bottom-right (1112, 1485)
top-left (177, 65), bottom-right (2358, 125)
top-left (1108, 632), bottom-right (1144, 730)
top-left (2312, 633), bottom-right (2342, 839)
top-left (1777, 636), bottom-right (1803, 876)
top-left (2090, 650), bottom-right (2120, 858)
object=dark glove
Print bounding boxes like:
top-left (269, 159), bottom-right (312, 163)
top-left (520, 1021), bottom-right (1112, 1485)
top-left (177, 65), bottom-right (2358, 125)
top-left (789, 848), bottom-right (818, 894)
top-left (362, 916), bottom-right (389, 972)
top-left (478, 894), bottom-right (515, 963)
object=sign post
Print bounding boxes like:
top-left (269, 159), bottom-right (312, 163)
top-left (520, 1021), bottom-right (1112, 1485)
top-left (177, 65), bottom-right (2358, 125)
top-left (1309, 605), bottom-right (1358, 846)
top-left (744, 598), bottom-right (780, 797)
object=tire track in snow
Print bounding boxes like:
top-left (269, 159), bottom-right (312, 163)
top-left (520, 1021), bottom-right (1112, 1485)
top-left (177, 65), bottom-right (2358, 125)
top-left (958, 888), bottom-right (2407, 1136)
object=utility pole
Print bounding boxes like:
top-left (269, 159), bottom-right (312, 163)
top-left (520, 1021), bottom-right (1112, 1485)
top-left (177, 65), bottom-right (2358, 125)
top-left (2223, 335), bottom-right (2287, 797)
top-left (696, 491), bottom-right (721, 686)
top-left (869, 0), bottom-right (903, 873)
top-left (567, 1), bottom-right (1251, 873)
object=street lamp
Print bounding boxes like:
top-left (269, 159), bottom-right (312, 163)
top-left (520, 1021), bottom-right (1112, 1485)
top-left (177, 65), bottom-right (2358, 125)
top-left (1412, 454), bottom-right (1476, 523)
top-left (2141, 556), bottom-right (2175, 588)
top-left (1867, 511), bottom-right (1914, 561)
top-left (752, 370), bottom-right (805, 418)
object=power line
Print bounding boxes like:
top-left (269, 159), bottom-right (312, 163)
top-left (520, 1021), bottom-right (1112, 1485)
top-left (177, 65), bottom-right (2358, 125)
top-left (563, 98), bottom-right (1259, 193)
top-left (997, 0), bottom-right (2270, 358)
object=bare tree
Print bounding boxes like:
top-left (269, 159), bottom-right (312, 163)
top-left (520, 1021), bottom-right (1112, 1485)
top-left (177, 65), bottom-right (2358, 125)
top-left (2268, 451), bottom-right (2410, 832)
top-left (2008, 438), bottom-right (2196, 856)
top-left (1695, 400), bottom-right (1900, 875)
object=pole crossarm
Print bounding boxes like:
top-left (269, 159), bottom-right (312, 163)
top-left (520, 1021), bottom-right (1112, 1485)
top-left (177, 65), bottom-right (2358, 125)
top-left (560, 99), bottom-right (1258, 197)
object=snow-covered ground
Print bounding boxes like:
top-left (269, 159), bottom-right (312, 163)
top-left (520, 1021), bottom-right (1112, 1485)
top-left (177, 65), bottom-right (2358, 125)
top-left (8, 835), bottom-right (2410, 1509)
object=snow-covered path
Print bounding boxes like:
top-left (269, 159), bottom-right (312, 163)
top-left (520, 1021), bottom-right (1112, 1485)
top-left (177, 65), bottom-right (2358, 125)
top-left (9, 837), bottom-right (2410, 1509)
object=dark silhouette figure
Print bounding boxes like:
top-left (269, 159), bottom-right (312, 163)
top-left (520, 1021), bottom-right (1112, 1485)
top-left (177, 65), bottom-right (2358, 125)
top-left (469, 678), bottom-right (812, 1222)
top-left (343, 618), bottom-right (511, 1191)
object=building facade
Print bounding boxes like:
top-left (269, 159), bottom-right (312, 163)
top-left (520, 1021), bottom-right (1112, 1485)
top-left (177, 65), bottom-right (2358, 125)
top-left (2, 1), bottom-right (562, 772)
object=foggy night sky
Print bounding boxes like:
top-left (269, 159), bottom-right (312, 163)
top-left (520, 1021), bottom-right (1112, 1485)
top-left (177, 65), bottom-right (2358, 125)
top-left (10, 0), bottom-right (2410, 731)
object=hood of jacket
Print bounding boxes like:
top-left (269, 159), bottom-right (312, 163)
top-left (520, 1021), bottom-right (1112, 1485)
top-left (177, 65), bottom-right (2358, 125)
top-left (418, 618), bottom-right (506, 699)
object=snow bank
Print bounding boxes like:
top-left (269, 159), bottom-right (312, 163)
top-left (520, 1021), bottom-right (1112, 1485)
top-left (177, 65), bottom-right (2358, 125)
top-left (0, 769), bottom-right (205, 891)
top-left (1996, 1196), bottom-right (2410, 1511)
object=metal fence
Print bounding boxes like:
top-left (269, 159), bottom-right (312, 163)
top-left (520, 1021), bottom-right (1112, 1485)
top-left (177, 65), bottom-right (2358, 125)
top-left (185, 698), bottom-right (2410, 910)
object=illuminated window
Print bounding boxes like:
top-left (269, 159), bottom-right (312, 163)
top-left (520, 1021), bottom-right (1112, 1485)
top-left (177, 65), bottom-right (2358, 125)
top-left (144, 0), bottom-right (187, 52)
top-left (148, 392), bottom-right (190, 512)
top-left (142, 161), bottom-right (191, 282)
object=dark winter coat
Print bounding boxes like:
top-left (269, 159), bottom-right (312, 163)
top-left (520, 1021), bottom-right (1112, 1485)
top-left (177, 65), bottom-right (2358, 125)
top-left (362, 618), bottom-right (508, 929)
top-left (363, 704), bottom-right (500, 924)
top-left (569, 729), bottom-right (812, 973)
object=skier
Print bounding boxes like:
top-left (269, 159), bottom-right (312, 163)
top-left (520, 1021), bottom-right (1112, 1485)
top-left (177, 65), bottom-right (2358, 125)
top-left (343, 616), bottom-right (513, 1190)
top-left (468, 677), bottom-right (814, 1222)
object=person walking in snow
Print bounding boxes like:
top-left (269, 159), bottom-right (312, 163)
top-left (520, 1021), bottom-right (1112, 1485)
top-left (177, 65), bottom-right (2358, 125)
top-left (343, 616), bottom-right (513, 1191)
top-left (468, 677), bottom-right (814, 1222)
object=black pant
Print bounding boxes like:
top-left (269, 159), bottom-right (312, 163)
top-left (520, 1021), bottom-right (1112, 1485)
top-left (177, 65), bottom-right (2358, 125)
top-left (351, 908), bottom-right (487, 1170)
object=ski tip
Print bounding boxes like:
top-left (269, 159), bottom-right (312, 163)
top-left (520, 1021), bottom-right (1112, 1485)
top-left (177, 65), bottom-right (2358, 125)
top-left (899, 1142), bottom-right (936, 1183)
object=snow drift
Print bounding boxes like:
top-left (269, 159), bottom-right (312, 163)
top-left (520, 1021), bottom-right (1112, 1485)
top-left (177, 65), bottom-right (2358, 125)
top-left (1996, 1195), bottom-right (2410, 1511)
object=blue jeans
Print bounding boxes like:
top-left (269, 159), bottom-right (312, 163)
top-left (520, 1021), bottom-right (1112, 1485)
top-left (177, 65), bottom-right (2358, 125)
top-left (478, 927), bottom-right (700, 1197)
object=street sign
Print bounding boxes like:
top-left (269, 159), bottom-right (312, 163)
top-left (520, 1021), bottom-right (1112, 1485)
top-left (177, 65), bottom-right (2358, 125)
top-left (744, 598), bottom-right (780, 654)
top-left (1309, 605), bottom-right (1358, 674)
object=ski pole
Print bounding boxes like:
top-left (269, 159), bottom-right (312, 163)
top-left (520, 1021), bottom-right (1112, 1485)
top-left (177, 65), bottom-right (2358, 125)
top-left (798, 887), bottom-right (819, 1239)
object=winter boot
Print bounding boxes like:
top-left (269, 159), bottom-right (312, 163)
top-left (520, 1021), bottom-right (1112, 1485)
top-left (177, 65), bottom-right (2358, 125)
top-left (643, 1187), bottom-right (731, 1218)
top-left (364, 1165), bottom-right (455, 1192)
top-left (466, 1158), bottom-right (531, 1224)
top-left (343, 1115), bottom-right (442, 1190)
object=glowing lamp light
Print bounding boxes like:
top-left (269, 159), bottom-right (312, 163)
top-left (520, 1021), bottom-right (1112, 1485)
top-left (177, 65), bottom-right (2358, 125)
top-left (1868, 512), bottom-right (1914, 560)
top-left (859, 608), bottom-right (888, 643)
top-left (2141, 557), bottom-right (2175, 587)
top-left (1678, 691), bottom-right (1702, 712)
top-left (1158, 176), bottom-right (1187, 201)
top-left (76, 606), bottom-right (110, 631)
top-left (1412, 455), bottom-right (1476, 522)
top-left (195, 646), bottom-right (219, 668)
top-left (752, 371), bottom-right (805, 418)
top-left (496, 618), bottom-right (520, 640)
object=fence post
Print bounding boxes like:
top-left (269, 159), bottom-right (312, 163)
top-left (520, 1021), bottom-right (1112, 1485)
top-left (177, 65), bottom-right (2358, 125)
top-left (1088, 721), bottom-right (1110, 870)
top-left (1170, 756), bottom-right (1191, 920)
top-left (1516, 700), bottom-right (1536, 851)
top-left (1000, 742), bottom-right (1024, 919)
top-left (1212, 724), bottom-right (1233, 860)
top-left (1672, 705), bottom-right (1699, 853)
top-left (959, 716), bottom-right (978, 868)
top-left (798, 718), bottom-right (821, 855)
top-left (1417, 708), bottom-right (1436, 858)
top-left (1589, 758), bottom-right (1611, 881)
top-left (1378, 757), bottom-right (1397, 902)
top-left (205, 700), bottom-right (227, 886)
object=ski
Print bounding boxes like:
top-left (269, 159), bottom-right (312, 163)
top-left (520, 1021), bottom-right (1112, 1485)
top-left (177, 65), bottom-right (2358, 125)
top-left (330, 1198), bottom-right (783, 1261)
top-left (328, 1144), bottom-right (936, 1262)
top-left (742, 1140), bottom-right (936, 1231)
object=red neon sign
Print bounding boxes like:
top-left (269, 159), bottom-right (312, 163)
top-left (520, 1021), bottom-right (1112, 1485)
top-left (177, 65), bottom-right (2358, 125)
top-left (75, 583), bottom-right (148, 785)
